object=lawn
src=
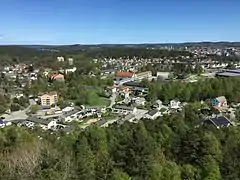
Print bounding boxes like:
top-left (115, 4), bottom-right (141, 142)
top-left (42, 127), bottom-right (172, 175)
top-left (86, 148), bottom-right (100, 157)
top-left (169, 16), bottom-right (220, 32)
top-left (97, 97), bottom-right (111, 107)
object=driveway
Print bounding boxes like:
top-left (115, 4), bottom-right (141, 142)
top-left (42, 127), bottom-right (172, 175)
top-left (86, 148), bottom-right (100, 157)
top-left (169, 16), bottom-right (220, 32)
top-left (134, 109), bottom-right (148, 120)
top-left (109, 92), bottom-right (117, 108)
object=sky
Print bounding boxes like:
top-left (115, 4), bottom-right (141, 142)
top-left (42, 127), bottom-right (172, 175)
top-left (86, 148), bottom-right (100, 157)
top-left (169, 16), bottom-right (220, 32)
top-left (0, 0), bottom-right (240, 44)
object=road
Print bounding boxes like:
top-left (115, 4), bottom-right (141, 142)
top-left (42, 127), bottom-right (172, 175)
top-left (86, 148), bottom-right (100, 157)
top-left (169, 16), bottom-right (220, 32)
top-left (109, 92), bottom-right (117, 108)
top-left (3, 99), bottom-right (36, 122)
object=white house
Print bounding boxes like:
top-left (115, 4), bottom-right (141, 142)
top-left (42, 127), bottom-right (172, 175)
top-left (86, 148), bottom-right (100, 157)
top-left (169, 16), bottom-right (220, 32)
top-left (62, 106), bottom-right (74, 113)
top-left (145, 109), bottom-right (161, 120)
top-left (153, 100), bottom-right (163, 110)
top-left (47, 121), bottom-right (57, 129)
top-left (157, 72), bottom-right (171, 80)
top-left (134, 97), bottom-right (146, 106)
top-left (112, 105), bottom-right (137, 115)
top-left (169, 99), bottom-right (181, 109)
top-left (57, 56), bottom-right (65, 62)
top-left (65, 67), bottom-right (77, 74)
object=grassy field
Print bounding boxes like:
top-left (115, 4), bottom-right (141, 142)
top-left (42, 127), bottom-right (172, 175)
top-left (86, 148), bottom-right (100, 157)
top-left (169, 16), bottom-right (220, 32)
top-left (97, 97), bottom-right (111, 107)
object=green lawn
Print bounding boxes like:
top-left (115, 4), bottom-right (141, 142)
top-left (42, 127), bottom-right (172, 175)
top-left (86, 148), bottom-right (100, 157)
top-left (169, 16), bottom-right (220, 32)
top-left (97, 97), bottom-right (111, 107)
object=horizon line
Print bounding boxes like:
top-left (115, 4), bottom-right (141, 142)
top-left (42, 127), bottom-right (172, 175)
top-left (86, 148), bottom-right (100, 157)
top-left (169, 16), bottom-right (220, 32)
top-left (0, 40), bottom-right (239, 46)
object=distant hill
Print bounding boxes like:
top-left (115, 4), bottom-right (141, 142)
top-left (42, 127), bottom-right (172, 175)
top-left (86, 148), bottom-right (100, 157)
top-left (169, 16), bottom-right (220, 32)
top-left (0, 41), bottom-right (240, 56)
top-left (22, 41), bottom-right (240, 51)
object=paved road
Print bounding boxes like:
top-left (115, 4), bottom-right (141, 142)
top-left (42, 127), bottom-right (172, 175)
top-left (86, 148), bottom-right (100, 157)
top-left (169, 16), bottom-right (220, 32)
top-left (3, 99), bottom-right (36, 122)
top-left (109, 92), bottom-right (117, 108)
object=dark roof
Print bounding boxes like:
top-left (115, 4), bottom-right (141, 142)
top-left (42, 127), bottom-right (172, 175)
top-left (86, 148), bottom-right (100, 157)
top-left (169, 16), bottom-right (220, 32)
top-left (26, 117), bottom-right (49, 125)
top-left (203, 116), bottom-right (231, 128)
top-left (63, 109), bottom-right (79, 117)
top-left (113, 105), bottom-right (135, 111)
top-left (123, 81), bottom-right (144, 87)
top-left (147, 109), bottom-right (158, 116)
top-left (216, 72), bottom-right (240, 77)
top-left (118, 113), bottom-right (135, 124)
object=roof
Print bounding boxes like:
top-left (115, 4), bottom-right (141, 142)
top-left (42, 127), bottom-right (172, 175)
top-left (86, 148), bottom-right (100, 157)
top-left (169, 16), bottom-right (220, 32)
top-left (225, 69), bottom-right (240, 74)
top-left (136, 71), bottom-right (152, 76)
top-left (147, 109), bottom-right (159, 116)
top-left (116, 72), bottom-right (134, 77)
top-left (39, 91), bottom-right (57, 96)
top-left (203, 116), bottom-right (231, 128)
top-left (50, 74), bottom-right (64, 79)
top-left (216, 96), bottom-right (227, 103)
top-left (113, 105), bottom-right (135, 111)
top-left (123, 81), bottom-right (143, 87)
top-left (216, 72), bottom-right (240, 77)
top-left (120, 113), bottom-right (135, 122)
top-left (26, 117), bottom-right (50, 125)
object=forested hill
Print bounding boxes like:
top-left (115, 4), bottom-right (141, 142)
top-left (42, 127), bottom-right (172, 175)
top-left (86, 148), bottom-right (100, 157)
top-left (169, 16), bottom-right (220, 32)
top-left (0, 45), bottom-right (192, 61)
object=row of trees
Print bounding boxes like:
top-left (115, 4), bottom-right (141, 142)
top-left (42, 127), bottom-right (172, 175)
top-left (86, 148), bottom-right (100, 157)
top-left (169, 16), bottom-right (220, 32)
top-left (146, 77), bottom-right (240, 103)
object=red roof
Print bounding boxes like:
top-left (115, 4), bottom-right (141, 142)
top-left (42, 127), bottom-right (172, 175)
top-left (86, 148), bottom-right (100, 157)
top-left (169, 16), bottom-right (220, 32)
top-left (50, 74), bottom-right (64, 79)
top-left (116, 72), bottom-right (134, 77)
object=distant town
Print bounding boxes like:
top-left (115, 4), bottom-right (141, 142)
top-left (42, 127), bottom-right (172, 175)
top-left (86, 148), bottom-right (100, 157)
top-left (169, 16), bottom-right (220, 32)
top-left (0, 43), bottom-right (240, 132)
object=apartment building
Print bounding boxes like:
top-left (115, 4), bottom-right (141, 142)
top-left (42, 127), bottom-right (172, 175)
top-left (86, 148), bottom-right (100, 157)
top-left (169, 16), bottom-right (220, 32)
top-left (39, 92), bottom-right (58, 106)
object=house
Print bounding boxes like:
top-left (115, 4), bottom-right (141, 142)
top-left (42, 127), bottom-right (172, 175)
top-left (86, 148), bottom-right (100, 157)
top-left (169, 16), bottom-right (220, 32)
top-left (65, 67), bottom-right (77, 74)
top-left (112, 105), bottom-right (137, 114)
top-left (39, 92), bottom-right (58, 106)
top-left (134, 97), bottom-right (146, 106)
top-left (152, 100), bottom-right (163, 110)
top-left (50, 74), bottom-right (65, 82)
top-left (62, 106), bottom-right (75, 113)
top-left (212, 96), bottom-right (227, 110)
top-left (157, 72), bottom-right (171, 80)
top-left (57, 56), bottom-right (65, 62)
top-left (25, 117), bottom-right (58, 130)
top-left (145, 109), bottom-right (161, 120)
top-left (169, 99), bottom-right (181, 109)
top-left (202, 116), bottom-right (232, 129)
top-left (68, 58), bottom-right (74, 65)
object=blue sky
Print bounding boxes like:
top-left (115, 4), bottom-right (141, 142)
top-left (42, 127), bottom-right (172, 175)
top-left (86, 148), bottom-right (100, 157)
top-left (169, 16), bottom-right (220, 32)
top-left (0, 0), bottom-right (240, 44)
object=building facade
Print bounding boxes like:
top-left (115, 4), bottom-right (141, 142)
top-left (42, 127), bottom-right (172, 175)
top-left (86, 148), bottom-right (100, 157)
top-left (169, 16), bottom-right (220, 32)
top-left (39, 92), bottom-right (58, 106)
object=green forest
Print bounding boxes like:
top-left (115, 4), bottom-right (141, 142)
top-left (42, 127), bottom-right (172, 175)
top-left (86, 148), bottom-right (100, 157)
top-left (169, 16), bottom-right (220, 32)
top-left (146, 77), bottom-right (240, 103)
top-left (0, 109), bottom-right (239, 180)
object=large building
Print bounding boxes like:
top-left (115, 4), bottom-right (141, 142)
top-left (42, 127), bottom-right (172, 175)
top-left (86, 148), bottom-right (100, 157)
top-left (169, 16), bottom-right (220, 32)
top-left (216, 69), bottom-right (240, 77)
top-left (39, 92), bottom-right (58, 106)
